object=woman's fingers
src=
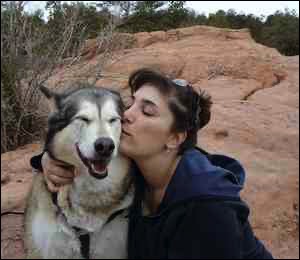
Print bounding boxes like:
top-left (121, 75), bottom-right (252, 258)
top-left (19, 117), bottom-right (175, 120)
top-left (47, 172), bottom-right (74, 185)
top-left (48, 164), bottom-right (75, 179)
top-left (41, 152), bottom-right (75, 192)
top-left (44, 176), bottom-right (60, 193)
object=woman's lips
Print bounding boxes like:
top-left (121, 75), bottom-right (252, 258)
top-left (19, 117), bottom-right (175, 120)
top-left (122, 129), bottom-right (131, 136)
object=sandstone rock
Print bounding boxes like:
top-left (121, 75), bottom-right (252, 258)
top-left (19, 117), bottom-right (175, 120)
top-left (150, 31), bottom-right (167, 42)
top-left (80, 38), bottom-right (98, 58)
top-left (1, 143), bottom-right (42, 259)
top-left (1, 214), bottom-right (25, 259)
top-left (1, 144), bottom-right (41, 214)
top-left (134, 32), bottom-right (153, 48)
top-left (104, 49), bottom-right (185, 79)
top-left (80, 33), bottom-right (136, 59)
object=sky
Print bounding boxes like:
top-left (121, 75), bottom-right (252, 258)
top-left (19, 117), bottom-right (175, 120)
top-left (186, 1), bottom-right (299, 17)
top-left (25, 1), bottom-right (299, 19)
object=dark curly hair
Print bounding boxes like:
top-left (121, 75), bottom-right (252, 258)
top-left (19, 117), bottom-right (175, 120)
top-left (128, 68), bottom-right (212, 155)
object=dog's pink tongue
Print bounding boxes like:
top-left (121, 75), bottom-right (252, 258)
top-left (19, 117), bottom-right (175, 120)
top-left (93, 162), bottom-right (107, 173)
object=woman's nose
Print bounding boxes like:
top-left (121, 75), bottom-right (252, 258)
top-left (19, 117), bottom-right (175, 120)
top-left (123, 105), bottom-right (135, 124)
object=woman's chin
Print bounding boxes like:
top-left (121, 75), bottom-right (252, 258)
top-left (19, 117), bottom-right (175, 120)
top-left (119, 141), bottom-right (130, 155)
top-left (120, 144), bottom-right (139, 160)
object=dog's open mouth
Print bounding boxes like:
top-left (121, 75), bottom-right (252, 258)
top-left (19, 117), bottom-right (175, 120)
top-left (75, 143), bottom-right (108, 179)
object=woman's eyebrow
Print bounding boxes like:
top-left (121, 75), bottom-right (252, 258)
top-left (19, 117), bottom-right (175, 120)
top-left (132, 94), bottom-right (158, 107)
top-left (141, 99), bottom-right (158, 108)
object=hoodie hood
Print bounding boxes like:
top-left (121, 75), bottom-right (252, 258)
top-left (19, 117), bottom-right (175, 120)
top-left (158, 148), bottom-right (246, 212)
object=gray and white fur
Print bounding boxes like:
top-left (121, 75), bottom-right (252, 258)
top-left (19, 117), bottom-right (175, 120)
top-left (24, 85), bottom-right (133, 259)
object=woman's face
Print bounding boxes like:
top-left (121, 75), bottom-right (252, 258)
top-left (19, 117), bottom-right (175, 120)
top-left (120, 84), bottom-right (175, 159)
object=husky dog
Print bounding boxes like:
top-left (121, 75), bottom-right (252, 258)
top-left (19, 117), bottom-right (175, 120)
top-left (24, 85), bottom-right (133, 259)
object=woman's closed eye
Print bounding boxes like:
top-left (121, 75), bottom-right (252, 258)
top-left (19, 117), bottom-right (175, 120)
top-left (125, 97), bottom-right (158, 116)
top-left (142, 105), bottom-right (156, 116)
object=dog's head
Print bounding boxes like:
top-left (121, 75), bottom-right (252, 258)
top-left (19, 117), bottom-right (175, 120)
top-left (40, 85), bottom-right (124, 180)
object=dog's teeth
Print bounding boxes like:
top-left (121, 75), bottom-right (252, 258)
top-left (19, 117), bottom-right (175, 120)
top-left (92, 162), bottom-right (106, 173)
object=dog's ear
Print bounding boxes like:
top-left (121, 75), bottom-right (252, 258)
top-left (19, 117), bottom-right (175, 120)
top-left (40, 85), bottom-right (61, 112)
top-left (40, 85), bottom-right (55, 99)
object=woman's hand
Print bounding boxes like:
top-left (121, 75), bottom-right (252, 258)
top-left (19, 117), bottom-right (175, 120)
top-left (41, 153), bottom-right (75, 193)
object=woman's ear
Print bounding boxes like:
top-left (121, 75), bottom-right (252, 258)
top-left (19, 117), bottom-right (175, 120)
top-left (166, 131), bottom-right (187, 151)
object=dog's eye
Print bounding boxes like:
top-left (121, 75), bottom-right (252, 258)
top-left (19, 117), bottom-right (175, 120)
top-left (109, 117), bottom-right (120, 124)
top-left (76, 117), bottom-right (90, 123)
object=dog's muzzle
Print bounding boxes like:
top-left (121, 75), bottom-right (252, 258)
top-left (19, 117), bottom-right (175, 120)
top-left (75, 142), bottom-right (111, 179)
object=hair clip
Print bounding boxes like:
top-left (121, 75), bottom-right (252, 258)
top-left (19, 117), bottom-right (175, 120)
top-left (172, 79), bottom-right (189, 87)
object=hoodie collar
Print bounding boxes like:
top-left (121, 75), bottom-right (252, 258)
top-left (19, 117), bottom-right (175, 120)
top-left (157, 147), bottom-right (246, 213)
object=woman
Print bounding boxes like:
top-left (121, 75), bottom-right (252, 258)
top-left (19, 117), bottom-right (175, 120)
top-left (31, 68), bottom-right (273, 259)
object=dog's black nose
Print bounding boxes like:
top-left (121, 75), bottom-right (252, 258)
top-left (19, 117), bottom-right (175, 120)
top-left (94, 138), bottom-right (115, 157)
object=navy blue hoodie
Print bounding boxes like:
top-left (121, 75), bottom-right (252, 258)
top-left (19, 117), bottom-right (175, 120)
top-left (128, 147), bottom-right (273, 259)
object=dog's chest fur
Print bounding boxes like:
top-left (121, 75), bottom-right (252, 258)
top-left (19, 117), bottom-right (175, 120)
top-left (31, 202), bottom-right (129, 259)
top-left (28, 173), bottom-right (133, 259)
